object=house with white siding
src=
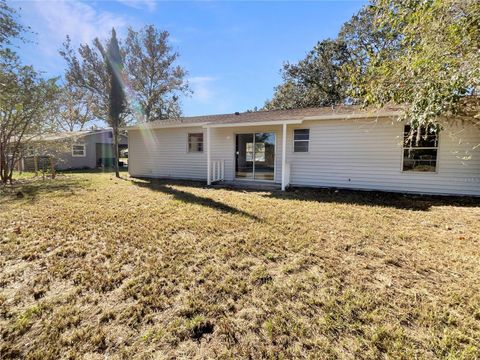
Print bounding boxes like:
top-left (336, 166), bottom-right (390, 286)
top-left (127, 106), bottom-right (480, 196)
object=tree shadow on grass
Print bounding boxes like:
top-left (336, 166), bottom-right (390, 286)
top-left (262, 187), bottom-right (480, 211)
top-left (0, 177), bottom-right (87, 205)
top-left (134, 179), bottom-right (260, 221)
top-left (130, 178), bottom-right (480, 212)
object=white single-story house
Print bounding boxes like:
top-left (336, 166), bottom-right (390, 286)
top-left (127, 106), bottom-right (480, 196)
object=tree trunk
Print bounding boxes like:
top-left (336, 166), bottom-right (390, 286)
top-left (0, 164), bottom-right (6, 184)
top-left (34, 155), bottom-right (38, 176)
top-left (7, 166), bottom-right (13, 185)
top-left (0, 143), bottom-right (6, 184)
top-left (113, 126), bottom-right (120, 178)
top-left (50, 156), bottom-right (56, 179)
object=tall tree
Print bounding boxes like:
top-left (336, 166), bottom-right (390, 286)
top-left (263, 81), bottom-right (306, 111)
top-left (338, 4), bottom-right (402, 103)
top-left (60, 36), bottom-right (111, 122)
top-left (0, 55), bottom-right (58, 183)
top-left (264, 39), bottom-right (351, 110)
top-left (60, 25), bottom-right (191, 175)
top-left (100, 28), bottom-right (125, 177)
top-left (0, 0), bottom-right (58, 183)
top-left (353, 0), bottom-right (480, 128)
top-left (0, 0), bottom-right (25, 48)
top-left (50, 83), bottom-right (94, 132)
top-left (60, 29), bottom-right (127, 177)
top-left (124, 25), bottom-right (190, 121)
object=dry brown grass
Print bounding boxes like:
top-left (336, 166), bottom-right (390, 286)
top-left (1, 172), bottom-right (479, 359)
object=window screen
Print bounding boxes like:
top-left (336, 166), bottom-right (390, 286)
top-left (188, 133), bottom-right (204, 152)
top-left (402, 125), bottom-right (438, 172)
top-left (294, 129), bottom-right (309, 152)
top-left (72, 144), bottom-right (86, 157)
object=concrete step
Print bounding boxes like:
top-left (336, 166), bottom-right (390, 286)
top-left (211, 180), bottom-right (281, 191)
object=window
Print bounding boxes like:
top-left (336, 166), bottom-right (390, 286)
top-left (72, 144), bottom-right (86, 157)
top-left (25, 146), bottom-right (35, 157)
top-left (402, 124), bottom-right (438, 172)
top-left (188, 133), bottom-right (203, 152)
top-left (246, 142), bottom-right (253, 161)
top-left (294, 129), bottom-right (309, 152)
top-left (246, 142), bottom-right (265, 162)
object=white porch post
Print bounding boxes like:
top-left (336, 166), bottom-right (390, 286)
top-left (206, 126), bottom-right (211, 185)
top-left (281, 122), bottom-right (287, 191)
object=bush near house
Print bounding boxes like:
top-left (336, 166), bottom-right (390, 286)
top-left (0, 173), bottom-right (479, 359)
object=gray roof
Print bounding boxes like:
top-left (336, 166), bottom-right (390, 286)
top-left (130, 105), bottom-right (404, 129)
top-left (27, 128), bottom-right (114, 142)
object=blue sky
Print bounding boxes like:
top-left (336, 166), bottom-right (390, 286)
top-left (13, 0), bottom-right (366, 116)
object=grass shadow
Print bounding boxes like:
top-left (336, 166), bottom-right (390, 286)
top-left (0, 176), bottom-right (87, 205)
top-left (133, 179), bottom-right (261, 221)
top-left (261, 186), bottom-right (480, 211)
top-left (158, 180), bottom-right (479, 212)
top-left (58, 168), bottom-right (129, 175)
top-left (127, 177), bottom-right (480, 212)
top-left (133, 178), bottom-right (260, 221)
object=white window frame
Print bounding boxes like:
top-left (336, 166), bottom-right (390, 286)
top-left (25, 146), bottom-right (35, 157)
top-left (72, 143), bottom-right (86, 157)
top-left (401, 125), bottom-right (439, 173)
top-left (293, 129), bottom-right (310, 153)
top-left (187, 132), bottom-right (204, 153)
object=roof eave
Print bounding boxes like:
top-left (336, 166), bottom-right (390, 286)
top-left (125, 110), bottom-right (404, 130)
top-left (127, 122), bottom-right (210, 130)
top-left (203, 119), bottom-right (304, 128)
top-left (303, 110), bottom-right (403, 121)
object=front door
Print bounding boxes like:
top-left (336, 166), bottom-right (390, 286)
top-left (235, 132), bottom-right (275, 181)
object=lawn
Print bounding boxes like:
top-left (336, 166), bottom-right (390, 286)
top-left (1, 172), bottom-right (479, 359)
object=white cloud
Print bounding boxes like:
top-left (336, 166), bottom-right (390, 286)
top-left (22, 0), bottom-right (128, 57)
top-left (189, 76), bottom-right (216, 103)
top-left (117, 0), bottom-right (157, 11)
top-left (183, 76), bottom-right (235, 115)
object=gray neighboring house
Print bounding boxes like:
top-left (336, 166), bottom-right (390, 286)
top-left (21, 128), bottom-right (128, 171)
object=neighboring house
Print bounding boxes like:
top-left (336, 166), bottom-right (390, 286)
top-left (21, 128), bottom-right (128, 171)
top-left (127, 106), bottom-right (480, 196)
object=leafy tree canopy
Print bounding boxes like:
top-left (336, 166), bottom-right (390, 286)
top-left (60, 26), bottom-right (190, 176)
top-left (361, 0), bottom-right (480, 128)
top-left (264, 39), bottom-right (351, 110)
top-left (0, 0), bottom-right (25, 48)
top-left (124, 25), bottom-right (190, 121)
top-left (266, 0), bottom-right (480, 129)
top-left (60, 25), bottom-right (190, 125)
top-left (1, 50), bottom-right (58, 184)
top-left (0, 0), bottom-right (59, 183)
top-left (49, 83), bottom-right (95, 132)
top-left (61, 28), bottom-right (127, 177)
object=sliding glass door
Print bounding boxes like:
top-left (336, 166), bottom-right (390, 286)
top-left (235, 132), bottom-right (275, 181)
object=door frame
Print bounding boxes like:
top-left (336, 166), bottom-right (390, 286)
top-left (234, 131), bottom-right (276, 182)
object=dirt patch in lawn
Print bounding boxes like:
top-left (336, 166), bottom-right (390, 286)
top-left (1, 173), bottom-right (479, 359)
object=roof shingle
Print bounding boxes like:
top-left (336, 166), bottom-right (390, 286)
top-left (133, 105), bottom-right (404, 128)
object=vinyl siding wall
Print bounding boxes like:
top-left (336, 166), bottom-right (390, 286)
top-left (287, 118), bottom-right (480, 196)
top-left (128, 118), bottom-right (480, 196)
top-left (128, 127), bottom-right (207, 180)
top-left (128, 125), bottom-right (283, 181)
